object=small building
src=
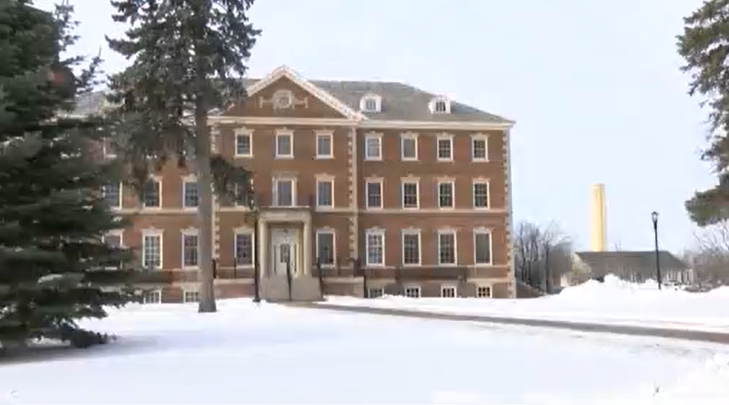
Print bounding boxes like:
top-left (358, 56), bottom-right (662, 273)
top-left (563, 251), bottom-right (694, 287)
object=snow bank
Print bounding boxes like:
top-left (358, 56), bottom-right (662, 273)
top-left (652, 354), bottom-right (729, 404)
top-left (323, 275), bottom-right (729, 332)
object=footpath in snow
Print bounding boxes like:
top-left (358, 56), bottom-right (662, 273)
top-left (323, 276), bottom-right (729, 333)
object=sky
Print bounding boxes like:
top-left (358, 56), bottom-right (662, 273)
top-left (33, 0), bottom-right (713, 253)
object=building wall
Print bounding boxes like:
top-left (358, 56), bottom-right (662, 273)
top-left (111, 73), bottom-right (514, 301)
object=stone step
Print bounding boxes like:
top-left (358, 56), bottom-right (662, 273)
top-left (260, 275), bottom-right (322, 302)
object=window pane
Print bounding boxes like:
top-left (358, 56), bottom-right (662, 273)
top-left (437, 139), bottom-right (452, 159)
top-left (236, 134), bottom-right (251, 155)
top-left (143, 180), bottom-right (160, 207)
top-left (102, 183), bottom-right (121, 208)
top-left (184, 181), bottom-right (199, 207)
top-left (317, 181), bottom-right (333, 207)
top-left (475, 232), bottom-right (492, 264)
top-left (143, 235), bottom-right (161, 269)
top-left (366, 182), bottom-right (382, 208)
top-left (277, 135), bottom-right (292, 156)
top-left (317, 135), bottom-right (332, 156)
top-left (402, 137), bottom-right (416, 159)
top-left (403, 233), bottom-right (420, 264)
top-left (275, 180), bottom-right (293, 206)
top-left (402, 182), bottom-right (418, 208)
top-left (473, 183), bottom-right (489, 207)
top-left (235, 233), bottom-right (253, 265)
top-left (438, 232), bottom-right (456, 264)
top-left (366, 233), bottom-right (383, 265)
top-left (317, 232), bottom-right (334, 265)
top-left (472, 139), bottom-right (487, 159)
top-left (439, 183), bottom-right (453, 207)
top-left (366, 137), bottom-right (380, 159)
top-left (183, 234), bottom-right (198, 267)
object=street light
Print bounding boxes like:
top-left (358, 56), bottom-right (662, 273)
top-left (651, 211), bottom-right (662, 290)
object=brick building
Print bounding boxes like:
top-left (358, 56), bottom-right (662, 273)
top-left (85, 66), bottom-right (516, 303)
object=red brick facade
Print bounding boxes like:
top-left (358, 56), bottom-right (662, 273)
top-left (107, 67), bottom-right (515, 303)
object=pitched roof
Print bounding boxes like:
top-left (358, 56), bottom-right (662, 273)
top-left (73, 77), bottom-right (511, 124)
top-left (574, 251), bottom-right (688, 278)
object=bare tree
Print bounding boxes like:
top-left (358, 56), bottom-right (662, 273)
top-left (514, 221), bottom-right (573, 293)
top-left (685, 221), bottom-right (729, 286)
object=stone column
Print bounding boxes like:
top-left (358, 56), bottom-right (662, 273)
top-left (303, 219), bottom-right (312, 277)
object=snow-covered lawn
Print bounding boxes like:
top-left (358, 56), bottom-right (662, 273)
top-left (325, 277), bottom-right (729, 333)
top-left (0, 299), bottom-right (727, 404)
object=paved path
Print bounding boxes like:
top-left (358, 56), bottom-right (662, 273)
top-left (289, 302), bottom-right (729, 345)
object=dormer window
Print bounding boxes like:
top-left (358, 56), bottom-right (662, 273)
top-left (429, 97), bottom-right (451, 114)
top-left (360, 94), bottom-right (382, 113)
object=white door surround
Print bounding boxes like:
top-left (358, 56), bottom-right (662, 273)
top-left (256, 211), bottom-right (312, 280)
top-left (270, 227), bottom-right (299, 276)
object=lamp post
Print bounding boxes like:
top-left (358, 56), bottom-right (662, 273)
top-left (651, 211), bottom-right (662, 290)
top-left (249, 198), bottom-right (261, 303)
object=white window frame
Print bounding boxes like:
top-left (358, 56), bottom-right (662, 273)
top-left (365, 229), bottom-right (386, 267)
top-left (273, 176), bottom-right (296, 207)
top-left (404, 285), bottom-right (421, 298)
top-left (441, 285), bottom-right (457, 298)
top-left (142, 177), bottom-right (162, 209)
top-left (103, 230), bottom-right (124, 270)
top-left (102, 138), bottom-right (117, 158)
top-left (436, 134), bottom-right (454, 161)
top-left (364, 132), bottom-right (383, 161)
top-left (315, 229), bottom-right (336, 267)
top-left (472, 179), bottom-right (491, 209)
top-left (471, 134), bottom-right (489, 162)
top-left (142, 229), bottom-right (163, 270)
top-left (437, 180), bottom-right (455, 209)
top-left (400, 132), bottom-right (418, 161)
top-left (360, 94), bottom-right (382, 112)
top-left (368, 287), bottom-right (385, 298)
top-left (429, 97), bottom-right (451, 114)
top-left (142, 289), bottom-right (162, 304)
top-left (183, 288), bottom-right (200, 303)
top-left (103, 230), bottom-right (124, 247)
top-left (182, 176), bottom-right (199, 209)
top-left (365, 178), bottom-right (383, 209)
top-left (473, 228), bottom-right (493, 266)
top-left (476, 285), bottom-right (493, 298)
top-left (275, 129), bottom-right (294, 159)
top-left (102, 182), bottom-right (122, 209)
top-left (401, 228), bottom-right (422, 267)
top-left (401, 179), bottom-right (420, 209)
top-left (233, 228), bottom-right (255, 267)
top-left (315, 175), bottom-right (335, 208)
top-left (437, 229), bottom-right (458, 266)
top-left (315, 131), bottom-right (334, 159)
top-left (180, 228), bottom-right (199, 269)
top-left (234, 128), bottom-right (253, 158)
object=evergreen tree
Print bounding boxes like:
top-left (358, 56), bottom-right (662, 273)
top-left (106, 0), bottom-right (261, 312)
top-left (0, 0), bottom-right (137, 349)
top-left (678, 0), bottom-right (729, 226)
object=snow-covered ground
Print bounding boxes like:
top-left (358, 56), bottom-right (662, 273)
top-left (325, 276), bottom-right (729, 333)
top-left (0, 299), bottom-right (727, 404)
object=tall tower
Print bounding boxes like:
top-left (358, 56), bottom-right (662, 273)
top-left (589, 184), bottom-right (607, 252)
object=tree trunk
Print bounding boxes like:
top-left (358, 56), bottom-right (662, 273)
top-left (195, 103), bottom-right (216, 313)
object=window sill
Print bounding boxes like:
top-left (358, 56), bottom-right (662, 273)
top-left (315, 155), bottom-right (334, 160)
top-left (234, 154), bottom-right (253, 159)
